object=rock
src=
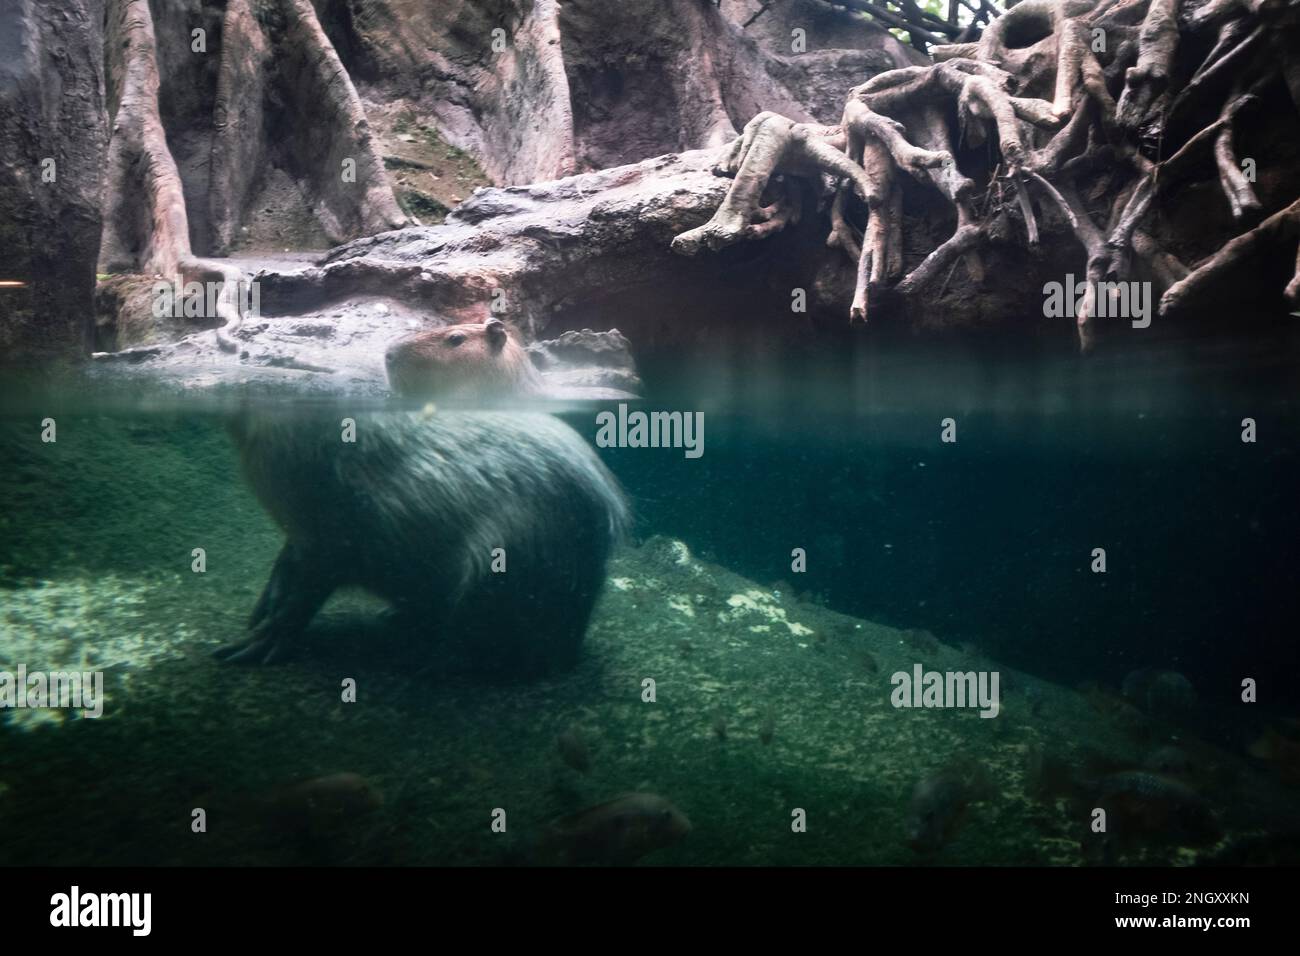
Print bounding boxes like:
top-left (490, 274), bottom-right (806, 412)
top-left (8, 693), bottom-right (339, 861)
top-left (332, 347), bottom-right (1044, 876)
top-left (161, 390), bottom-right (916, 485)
top-left (0, 0), bottom-right (108, 356)
top-left (89, 150), bottom-right (735, 395)
top-left (318, 0), bottom-right (904, 184)
top-left (528, 329), bottom-right (642, 397)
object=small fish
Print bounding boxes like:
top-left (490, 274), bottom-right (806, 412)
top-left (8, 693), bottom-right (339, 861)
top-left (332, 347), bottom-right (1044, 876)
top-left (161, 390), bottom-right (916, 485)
top-left (1080, 683), bottom-right (1147, 732)
top-left (1084, 771), bottom-right (1220, 847)
top-left (1121, 668), bottom-right (1197, 720)
top-left (1143, 745), bottom-right (1194, 776)
top-left (541, 793), bottom-right (691, 865)
top-left (1248, 727), bottom-right (1300, 784)
top-left (858, 651), bottom-right (879, 675)
top-left (759, 711), bottom-right (775, 746)
top-left (905, 759), bottom-right (994, 852)
top-left (557, 726), bottom-right (591, 773)
top-left (712, 715), bottom-right (728, 741)
top-left (262, 772), bottom-right (383, 836)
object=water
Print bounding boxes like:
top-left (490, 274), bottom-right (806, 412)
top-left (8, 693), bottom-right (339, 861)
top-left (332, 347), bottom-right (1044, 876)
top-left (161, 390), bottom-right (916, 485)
top-left (2, 335), bottom-right (1299, 865)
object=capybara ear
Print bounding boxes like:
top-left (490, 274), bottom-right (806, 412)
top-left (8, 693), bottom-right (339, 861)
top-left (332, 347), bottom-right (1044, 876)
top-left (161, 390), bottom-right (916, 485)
top-left (485, 317), bottom-right (508, 349)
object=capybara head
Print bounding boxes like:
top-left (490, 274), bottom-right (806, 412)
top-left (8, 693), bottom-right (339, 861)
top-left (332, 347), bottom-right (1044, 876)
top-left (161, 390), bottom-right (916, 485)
top-left (385, 318), bottom-right (543, 402)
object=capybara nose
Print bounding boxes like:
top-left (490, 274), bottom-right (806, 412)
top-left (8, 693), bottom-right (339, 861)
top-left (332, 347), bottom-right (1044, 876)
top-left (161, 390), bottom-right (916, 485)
top-left (384, 336), bottom-right (417, 377)
top-left (384, 336), bottom-right (408, 368)
top-left (383, 338), bottom-right (417, 391)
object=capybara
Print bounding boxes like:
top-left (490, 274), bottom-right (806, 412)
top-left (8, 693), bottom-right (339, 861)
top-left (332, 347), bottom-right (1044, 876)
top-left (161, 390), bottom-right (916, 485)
top-left (220, 409), bottom-right (628, 676)
top-left (385, 318), bottom-right (544, 403)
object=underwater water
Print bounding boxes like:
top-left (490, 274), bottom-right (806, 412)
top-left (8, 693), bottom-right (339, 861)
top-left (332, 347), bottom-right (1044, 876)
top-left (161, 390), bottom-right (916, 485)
top-left (2, 335), bottom-right (1299, 867)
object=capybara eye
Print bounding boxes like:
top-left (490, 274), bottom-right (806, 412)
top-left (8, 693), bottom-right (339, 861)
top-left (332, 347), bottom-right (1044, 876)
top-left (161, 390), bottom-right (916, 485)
top-left (446, 333), bottom-right (466, 347)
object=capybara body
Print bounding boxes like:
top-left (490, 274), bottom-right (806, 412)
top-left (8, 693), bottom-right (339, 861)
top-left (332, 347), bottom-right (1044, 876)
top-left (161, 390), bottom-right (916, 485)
top-left (385, 318), bottom-right (544, 403)
top-left (221, 410), bottom-right (628, 675)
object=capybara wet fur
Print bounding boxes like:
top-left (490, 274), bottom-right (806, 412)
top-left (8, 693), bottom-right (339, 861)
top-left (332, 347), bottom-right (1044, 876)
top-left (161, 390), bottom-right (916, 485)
top-left (221, 409), bottom-right (629, 677)
top-left (385, 318), bottom-right (544, 403)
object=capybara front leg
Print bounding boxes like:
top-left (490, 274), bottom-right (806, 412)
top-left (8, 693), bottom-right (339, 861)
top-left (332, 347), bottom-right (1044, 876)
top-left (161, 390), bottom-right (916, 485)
top-left (214, 542), bottom-right (335, 665)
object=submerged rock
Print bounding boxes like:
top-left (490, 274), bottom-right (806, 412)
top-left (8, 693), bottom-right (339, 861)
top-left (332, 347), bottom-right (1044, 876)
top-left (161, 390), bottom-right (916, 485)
top-left (539, 793), bottom-right (691, 865)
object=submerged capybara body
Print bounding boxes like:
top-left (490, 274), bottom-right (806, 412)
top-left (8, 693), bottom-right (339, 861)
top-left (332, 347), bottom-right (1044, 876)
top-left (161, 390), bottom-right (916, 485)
top-left (385, 318), bottom-right (544, 403)
top-left (221, 410), bottom-right (628, 675)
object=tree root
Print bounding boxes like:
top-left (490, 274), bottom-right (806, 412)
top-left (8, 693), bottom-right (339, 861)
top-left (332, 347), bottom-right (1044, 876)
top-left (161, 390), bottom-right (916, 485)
top-left (1214, 88), bottom-right (1263, 221)
top-left (97, 0), bottom-right (408, 353)
top-left (100, 0), bottom-right (252, 351)
top-left (671, 0), bottom-right (1300, 346)
top-left (1115, 0), bottom-right (1180, 131)
top-left (100, 0), bottom-right (192, 279)
top-left (672, 113), bottom-right (858, 255)
top-left (1161, 197), bottom-right (1300, 314)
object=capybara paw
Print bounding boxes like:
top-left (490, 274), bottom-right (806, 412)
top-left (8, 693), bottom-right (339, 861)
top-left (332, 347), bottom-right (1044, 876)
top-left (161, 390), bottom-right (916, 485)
top-left (212, 634), bottom-right (291, 665)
